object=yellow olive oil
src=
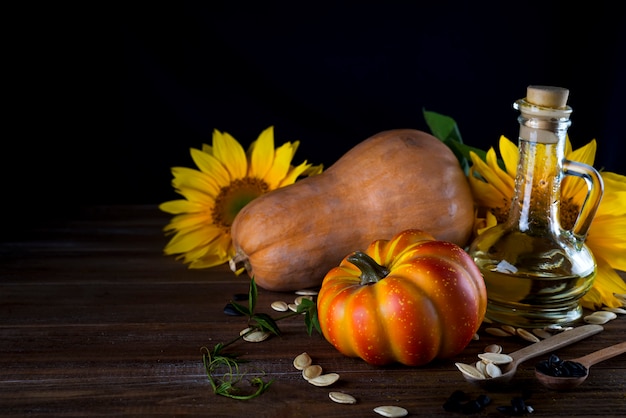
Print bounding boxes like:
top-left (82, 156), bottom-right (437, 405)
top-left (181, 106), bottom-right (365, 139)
top-left (468, 86), bottom-right (603, 328)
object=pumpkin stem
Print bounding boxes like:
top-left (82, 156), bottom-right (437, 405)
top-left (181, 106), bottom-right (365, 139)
top-left (229, 249), bottom-right (252, 276)
top-left (347, 251), bottom-right (389, 285)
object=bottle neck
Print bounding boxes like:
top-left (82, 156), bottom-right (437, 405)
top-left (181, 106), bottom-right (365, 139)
top-left (506, 103), bottom-right (572, 235)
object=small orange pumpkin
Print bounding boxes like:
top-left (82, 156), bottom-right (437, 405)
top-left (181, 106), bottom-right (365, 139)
top-left (317, 229), bottom-right (487, 366)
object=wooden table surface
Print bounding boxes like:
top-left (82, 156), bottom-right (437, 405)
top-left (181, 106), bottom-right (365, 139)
top-left (1, 205), bottom-right (625, 417)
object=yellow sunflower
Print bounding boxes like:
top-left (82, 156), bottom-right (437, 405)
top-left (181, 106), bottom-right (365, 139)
top-left (159, 126), bottom-right (323, 268)
top-left (468, 135), bottom-right (626, 310)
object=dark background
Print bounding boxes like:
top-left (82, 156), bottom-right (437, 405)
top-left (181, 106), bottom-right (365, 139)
top-left (6, 2), bottom-right (625, 233)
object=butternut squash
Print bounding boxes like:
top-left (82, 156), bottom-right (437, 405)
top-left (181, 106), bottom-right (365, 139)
top-left (229, 129), bottom-right (475, 291)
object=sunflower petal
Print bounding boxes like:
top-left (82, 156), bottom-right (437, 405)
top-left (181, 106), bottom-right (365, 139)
top-left (190, 147), bottom-right (232, 186)
top-left (567, 139), bottom-right (597, 166)
top-left (170, 166), bottom-right (220, 197)
top-left (189, 234), bottom-right (234, 268)
top-left (159, 199), bottom-right (206, 215)
top-left (248, 126), bottom-right (276, 180)
top-left (212, 130), bottom-right (248, 179)
top-left (163, 212), bottom-right (213, 233)
top-left (498, 136), bottom-right (519, 177)
top-left (163, 224), bottom-right (223, 255)
top-left (581, 256), bottom-right (626, 309)
top-left (469, 149), bottom-right (513, 199)
top-left (263, 140), bottom-right (298, 189)
top-left (278, 161), bottom-right (317, 187)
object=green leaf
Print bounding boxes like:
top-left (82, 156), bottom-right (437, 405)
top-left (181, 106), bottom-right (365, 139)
top-left (229, 301), bottom-right (250, 316)
top-left (298, 299), bottom-right (321, 335)
top-left (423, 108), bottom-right (471, 174)
top-left (252, 313), bottom-right (281, 336)
top-left (248, 278), bottom-right (258, 314)
top-left (423, 109), bottom-right (463, 144)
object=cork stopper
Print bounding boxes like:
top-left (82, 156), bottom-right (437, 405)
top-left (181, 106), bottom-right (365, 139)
top-left (526, 85), bottom-right (569, 109)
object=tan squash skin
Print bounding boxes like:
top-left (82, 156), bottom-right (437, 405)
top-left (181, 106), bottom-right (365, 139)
top-left (229, 129), bottom-right (475, 291)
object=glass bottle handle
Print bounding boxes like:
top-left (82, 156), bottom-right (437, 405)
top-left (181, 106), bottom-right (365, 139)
top-left (562, 160), bottom-right (604, 246)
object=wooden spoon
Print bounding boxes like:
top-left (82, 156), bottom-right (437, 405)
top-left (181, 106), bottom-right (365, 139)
top-left (459, 324), bottom-right (604, 387)
top-left (535, 340), bottom-right (626, 390)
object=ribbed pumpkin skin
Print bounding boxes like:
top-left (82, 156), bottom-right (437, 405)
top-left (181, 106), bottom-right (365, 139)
top-left (317, 229), bottom-right (487, 366)
top-left (229, 129), bottom-right (475, 291)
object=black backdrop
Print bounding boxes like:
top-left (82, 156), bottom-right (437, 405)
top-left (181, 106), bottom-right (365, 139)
top-left (6, 2), bottom-right (625, 232)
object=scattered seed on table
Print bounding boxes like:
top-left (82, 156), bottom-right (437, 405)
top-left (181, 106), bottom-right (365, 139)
top-left (294, 295), bottom-right (313, 305)
top-left (302, 364), bottom-right (323, 381)
top-left (584, 311), bottom-right (617, 324)
top-left (223, 302), bottom-right (243, 316)
top-left (329, 391), bottom-right (357, 404)
top-left (484, 344), bottom-right (502, 353)
top-left (308, 373), bottom-right (340, 387)
top-left (517, 328), bottom-right (541, 343)
top-left (485, 327), bottom-right (513, 337)
top-left (603, 306), bottom-right (626, 314)
top-left (241, 329), bottom-right (270, 342)
top-left (295, 289), bottom-right (319, 296)
top-left (293, 352), bottom-right (312, 370)
top-left (373, 405), bottom-right (408, 417)
top-left (500, 325), bottom-right (517, 335)
top-left (271, 300), bottom-right (289, 312)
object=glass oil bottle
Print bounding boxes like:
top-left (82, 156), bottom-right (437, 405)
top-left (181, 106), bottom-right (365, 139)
top-left (468, 86), bottom-right (604, 328)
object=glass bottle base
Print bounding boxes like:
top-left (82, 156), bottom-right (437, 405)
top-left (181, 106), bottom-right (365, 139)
top-left (485, 299), bottom-right (583, 328)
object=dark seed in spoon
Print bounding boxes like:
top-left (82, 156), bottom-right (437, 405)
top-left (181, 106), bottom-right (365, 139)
top-left (535, 354), bottom-right (588, 377)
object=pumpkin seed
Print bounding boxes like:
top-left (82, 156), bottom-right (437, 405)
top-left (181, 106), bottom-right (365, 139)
top-left (241, 329), bottom-right (271, 342)
top-left (544, 324), bottom-right (564, 332)
top-left (293, 352), bottom-right (312, 370)
top-left (485, 362), bottom-right (502, 378)
top-left (516, 328), bottom-right (540, 343)
top-left (373, 405), bottom-right (408, 417)
top-left (477, 352), bottom-right (513, 365)
top-left (329, 391), bottom-right (357, 404)
top-left (475, 360), bottom-right (487, 376)
top-left (308, 372), bottom-right (340, 387)
top-left (484, 344), bottom-right (502, 354)
top-left (603, 306), bottom-right (626, 314)
top-left (485, 327), bottom-right (513, 337)
top-left (584, 311), bottom-right (617, 324)
top-left (302, 364), bottom-right (323, 381)
top-left (500, 325), bottom-right (517, 335)
top-left (294, 295), bottom-right (313, 305)
top-left (288, 303), bottom-right (298, 312)
top-left (614, 293), bottom-right (626, 303)
top-left (472, 333), bottom-right (480, 341)
top-left (271, 300), bottom-right (289, 312)
top-left (295, 289), bottom-right (319, 296)
top-left (455, 362), bottom-right (485, 380)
